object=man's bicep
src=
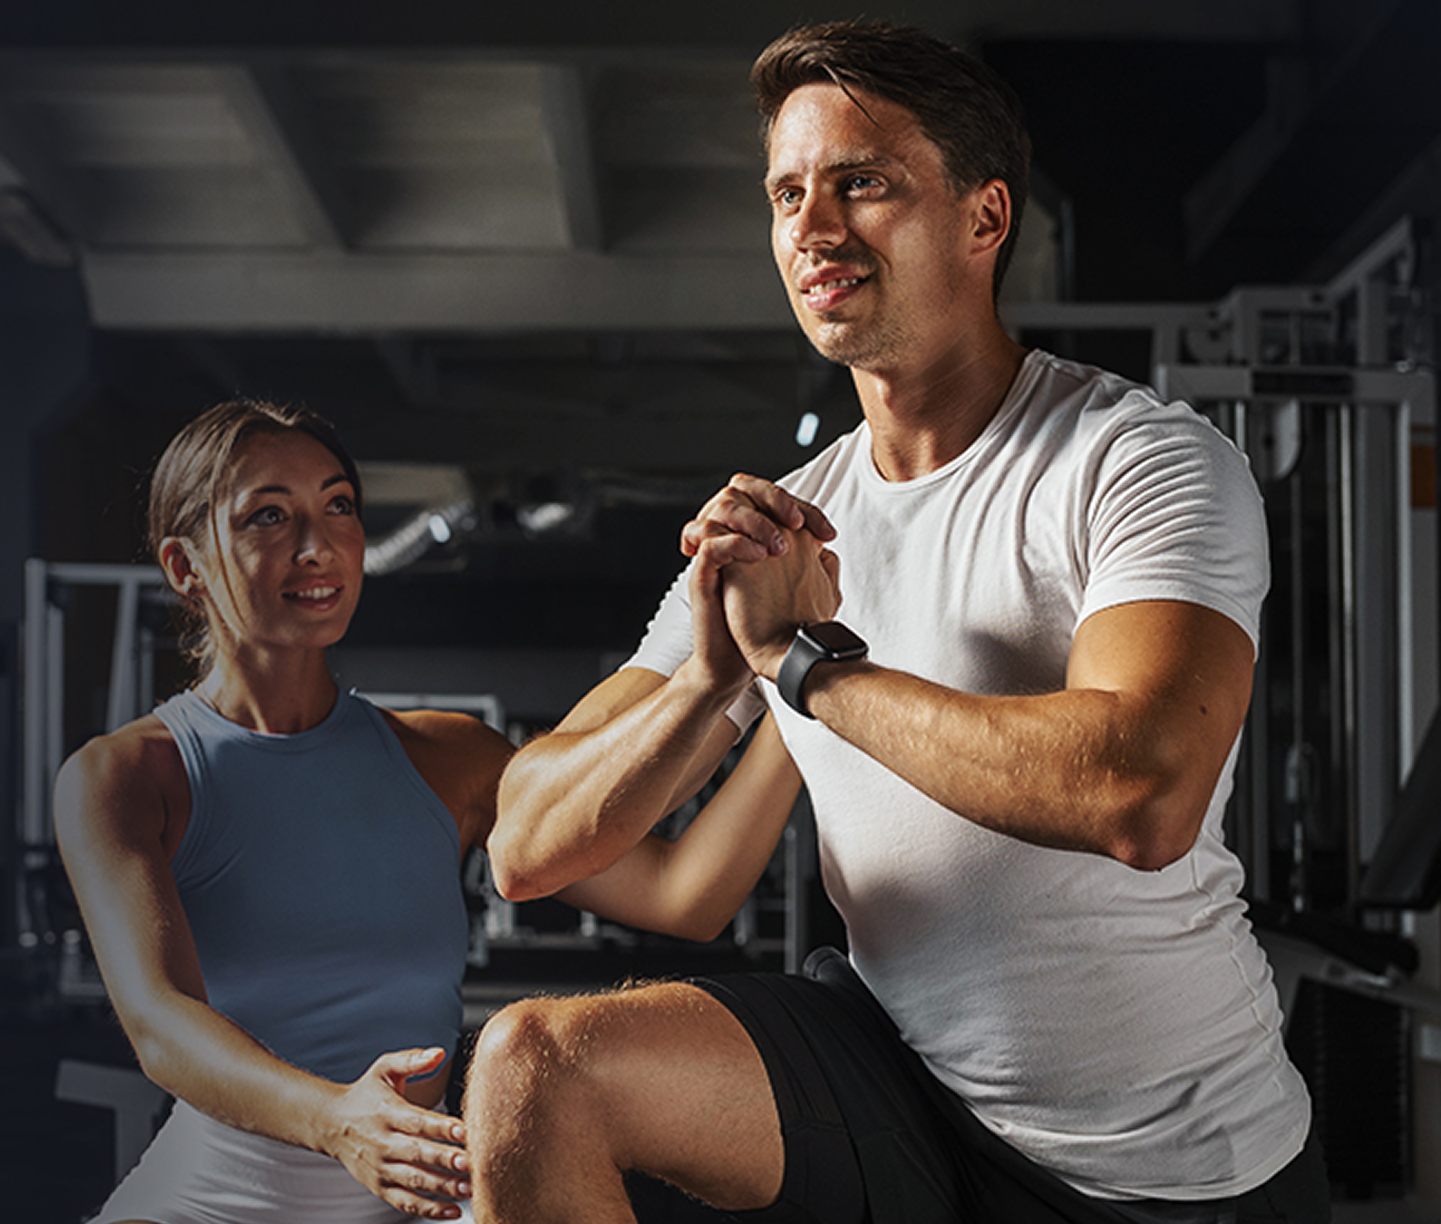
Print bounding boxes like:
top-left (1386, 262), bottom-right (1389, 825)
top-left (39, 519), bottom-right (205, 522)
top-left (1067, 599), bottom-right (1256, 752)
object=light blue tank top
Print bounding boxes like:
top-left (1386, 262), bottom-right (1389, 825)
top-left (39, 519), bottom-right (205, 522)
top-left (155, 688), bottom-right (468, 1083)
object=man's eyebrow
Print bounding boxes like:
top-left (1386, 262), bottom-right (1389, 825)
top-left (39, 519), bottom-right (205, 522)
top-left (764, 153), bottom-right (895, 193)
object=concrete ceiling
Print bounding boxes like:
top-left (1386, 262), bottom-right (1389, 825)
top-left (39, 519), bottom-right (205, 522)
top-left (0, 0), bottom-right (1315, 339)
top-left (1, 0), bottom-right (1431, 577)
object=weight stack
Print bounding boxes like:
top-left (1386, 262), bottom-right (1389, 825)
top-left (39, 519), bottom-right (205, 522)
top-left (1285, 977), bottom-right (1410, 1199)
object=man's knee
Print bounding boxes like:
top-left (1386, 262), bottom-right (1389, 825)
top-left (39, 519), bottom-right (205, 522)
top-left (468, 996), bottom-right (573, 1119)
top-left (466, 992), bottom-right (644, 1145)
top-left (463, 995), bottom-right (639, 1216)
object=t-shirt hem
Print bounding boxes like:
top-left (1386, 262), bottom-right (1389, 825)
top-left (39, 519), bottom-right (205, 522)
top-left (1057, 1115), bottom-right (1312, 1203)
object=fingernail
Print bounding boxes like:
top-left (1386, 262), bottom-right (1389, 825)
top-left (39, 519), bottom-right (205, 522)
top-left (773, 535), bottom-right (787, 554)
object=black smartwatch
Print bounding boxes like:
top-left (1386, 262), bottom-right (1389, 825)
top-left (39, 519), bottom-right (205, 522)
top-left (777, 621), bottom-right (869, 718)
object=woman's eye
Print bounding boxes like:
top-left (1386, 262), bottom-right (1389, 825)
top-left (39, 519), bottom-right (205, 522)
top-left (329, 494), bottom-right (356, 516)
top-left (247, 506), bottom-right (284, 527)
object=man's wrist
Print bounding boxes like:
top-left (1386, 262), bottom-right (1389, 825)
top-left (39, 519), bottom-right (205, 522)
top-left (776, 621), bottom-right (868, 718)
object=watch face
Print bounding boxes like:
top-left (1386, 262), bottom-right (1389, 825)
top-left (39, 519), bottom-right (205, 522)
top-left (804, 620), bottom-right (868, 656)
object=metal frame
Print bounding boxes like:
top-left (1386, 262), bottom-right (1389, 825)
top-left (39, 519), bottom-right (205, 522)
top-left (1008, 216), bottom-right (1436, 914)
top-left (20, 560), bottom-right (169, 845)
top-left (18, 560), bottom-right (170, 944)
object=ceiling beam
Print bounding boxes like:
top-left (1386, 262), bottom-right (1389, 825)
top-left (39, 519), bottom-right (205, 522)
top-left (541, 64), bottom-right (604, 252)
top-left (81, 249), bottom-right (792, 331)
top-left (212, 63), bottom-right (351, 250)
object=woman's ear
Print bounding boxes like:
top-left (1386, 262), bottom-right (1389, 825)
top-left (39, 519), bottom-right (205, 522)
top-left (158, 537), bottom-right (205, 601)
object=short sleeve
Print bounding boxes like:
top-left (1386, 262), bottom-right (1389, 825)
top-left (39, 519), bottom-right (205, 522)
top-left (1079, 410), bottom-right (1269, 650)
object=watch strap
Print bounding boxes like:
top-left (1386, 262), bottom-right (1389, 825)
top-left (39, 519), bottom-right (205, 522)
top-left (777, 621), bottom-right (868, 718)
top-left (777, 629), bottom-right (827, 719)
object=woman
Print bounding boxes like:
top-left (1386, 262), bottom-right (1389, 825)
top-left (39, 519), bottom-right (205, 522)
top-left (55, 400), bottom-right (802, 1223)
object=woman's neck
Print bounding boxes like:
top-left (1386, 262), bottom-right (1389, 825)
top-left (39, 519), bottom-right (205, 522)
top-left (194, 649), bottom-right (339, 735)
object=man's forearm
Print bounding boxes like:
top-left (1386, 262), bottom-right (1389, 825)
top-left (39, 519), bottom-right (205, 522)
top-left (490, 659), bottom-right (746, 899)
top-left (796, 601), bottom-right (1254, 871)
top-left (803, 661), bottom-right (1188, 866)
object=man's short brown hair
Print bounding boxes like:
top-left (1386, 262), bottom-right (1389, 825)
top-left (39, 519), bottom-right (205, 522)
top-left (752, 19), bottom-right (1031, 299)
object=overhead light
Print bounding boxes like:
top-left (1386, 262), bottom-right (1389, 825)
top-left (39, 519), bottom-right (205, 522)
top-left (795, 411), bottom-right (820, 447)
top-left (517, 501), bottom-right (577, 535)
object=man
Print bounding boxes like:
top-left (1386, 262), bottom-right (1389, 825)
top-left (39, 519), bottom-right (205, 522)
top-left (465, 20), bottom-right (1327, 1224)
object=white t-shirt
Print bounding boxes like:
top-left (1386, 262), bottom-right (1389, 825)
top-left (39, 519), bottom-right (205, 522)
top-left (628, 350), bottom-right (1310, 1201)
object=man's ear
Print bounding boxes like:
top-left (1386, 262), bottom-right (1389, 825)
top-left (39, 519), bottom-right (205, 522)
top-left (158, 537), bottom-right (205, 601)
top-left (968, 178), bottom-right (1012, 257)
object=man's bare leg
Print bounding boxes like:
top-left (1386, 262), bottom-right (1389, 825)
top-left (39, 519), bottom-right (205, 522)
top-left (464, 981), bottom-right (784, 1224)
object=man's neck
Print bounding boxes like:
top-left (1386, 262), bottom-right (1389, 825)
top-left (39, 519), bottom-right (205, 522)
top-left (855, 327), bottom-right (1027, 482)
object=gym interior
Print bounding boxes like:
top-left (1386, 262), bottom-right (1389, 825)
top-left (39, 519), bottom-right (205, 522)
top-left (2, 2), bottom-right (1440, 1219)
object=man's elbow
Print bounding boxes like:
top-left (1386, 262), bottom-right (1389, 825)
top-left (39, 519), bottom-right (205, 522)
top-left (487, 814), bottom-right (614, 903)
top-left (1107, 790), bottom-right (1204, 872)
top-left (485, 833), bottom-right (558, 903)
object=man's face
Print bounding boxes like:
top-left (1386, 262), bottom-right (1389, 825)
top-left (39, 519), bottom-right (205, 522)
top-left (765, 83), bottom-right (980, 375)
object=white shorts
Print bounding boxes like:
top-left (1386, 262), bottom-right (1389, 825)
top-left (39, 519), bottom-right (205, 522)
top-left (89, 1100), bottom-right (470, 1224)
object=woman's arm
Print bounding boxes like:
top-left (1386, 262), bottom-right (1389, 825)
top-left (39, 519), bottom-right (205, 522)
top-left (555, 712), bottom-right (802, 941)
top-left (54, 718), bottom-right (472, 1221)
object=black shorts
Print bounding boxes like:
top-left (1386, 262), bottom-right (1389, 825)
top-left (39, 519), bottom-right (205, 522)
top-left (678, 948), bottom-right (1329, 1224)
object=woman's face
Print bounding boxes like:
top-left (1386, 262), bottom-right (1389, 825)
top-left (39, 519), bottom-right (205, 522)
top-left (191, 429), bottom-right (365, 660)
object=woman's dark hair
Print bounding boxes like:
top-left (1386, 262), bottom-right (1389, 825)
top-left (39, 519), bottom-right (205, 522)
top-left (147, 399), bottom-right (362, 675)
top-left (751, 19), bottom-right (1031, 300)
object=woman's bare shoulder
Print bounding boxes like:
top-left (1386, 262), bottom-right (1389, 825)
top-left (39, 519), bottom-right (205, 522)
top-left (55, 712), bottom-right (189, 850)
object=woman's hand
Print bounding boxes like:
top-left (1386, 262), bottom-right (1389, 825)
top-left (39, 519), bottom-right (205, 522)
top-left (324, 1047), bottom-right (471, 1220)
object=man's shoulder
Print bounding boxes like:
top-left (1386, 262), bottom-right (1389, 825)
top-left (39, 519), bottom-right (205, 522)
top-left (1022, 350), bottom-right (1220, 447)
top-left (777, 420), bottom-right (869, 498)
top-left (1023, 349), bottom-right (1159, 414)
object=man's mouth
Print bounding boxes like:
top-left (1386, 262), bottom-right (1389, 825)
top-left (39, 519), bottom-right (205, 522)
top-left (800, 271), bottom-right (871, 311)
top-left (803, 274), bottom-right (866, 298)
